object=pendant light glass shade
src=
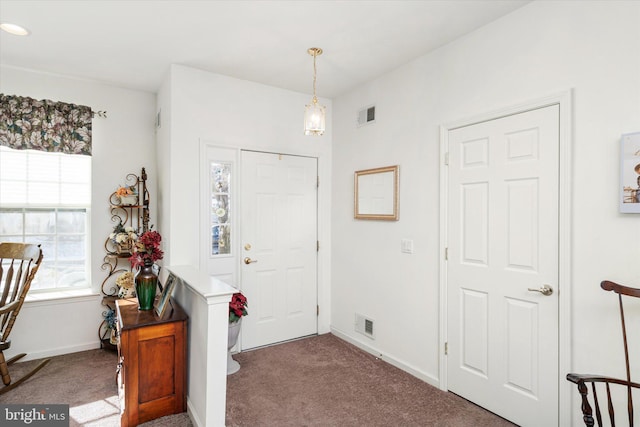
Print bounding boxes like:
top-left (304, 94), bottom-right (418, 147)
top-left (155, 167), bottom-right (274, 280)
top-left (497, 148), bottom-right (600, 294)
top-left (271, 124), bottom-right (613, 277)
top-left (304, 48), bottom-right (325, 136)
top-left (304, 98), bottom-right (326, 136)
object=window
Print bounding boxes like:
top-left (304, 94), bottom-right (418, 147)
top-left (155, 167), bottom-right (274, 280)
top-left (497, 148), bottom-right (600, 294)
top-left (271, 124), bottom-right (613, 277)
top-left (0, 146), bottom-right (91, 292)
top-left (210, 162), bottom-right (231, 256)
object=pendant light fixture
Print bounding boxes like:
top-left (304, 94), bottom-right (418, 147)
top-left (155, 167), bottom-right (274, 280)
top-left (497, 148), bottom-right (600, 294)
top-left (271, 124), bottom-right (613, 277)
top-left (304, 47), bottom-right (326, 136)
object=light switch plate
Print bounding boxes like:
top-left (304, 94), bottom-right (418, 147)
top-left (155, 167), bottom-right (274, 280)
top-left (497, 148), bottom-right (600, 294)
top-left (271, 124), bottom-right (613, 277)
top-left (401, 239), bottom-right (414, 254)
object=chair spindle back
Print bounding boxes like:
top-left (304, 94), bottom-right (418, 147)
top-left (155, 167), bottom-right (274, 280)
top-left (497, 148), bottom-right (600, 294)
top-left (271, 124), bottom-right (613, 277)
top-left (568, 280), bottom-right (640, 427)
top-left (0, 243), bottom-right (42, 341)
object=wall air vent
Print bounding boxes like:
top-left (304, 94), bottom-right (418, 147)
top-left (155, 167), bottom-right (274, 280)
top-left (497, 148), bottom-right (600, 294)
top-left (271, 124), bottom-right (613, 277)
top-left (357, 105), bottom-right (376, 127)
top-left (355, 313), bottom-right (375, 339)
top-left (365, 319), bottom-right (374, 335)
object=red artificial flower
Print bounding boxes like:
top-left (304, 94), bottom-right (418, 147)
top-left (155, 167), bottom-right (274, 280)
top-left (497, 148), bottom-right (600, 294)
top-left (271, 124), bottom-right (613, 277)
top-left (129, 230), bottom-right (164, 268)
top-left (229, 292), bottom-right (248, 323)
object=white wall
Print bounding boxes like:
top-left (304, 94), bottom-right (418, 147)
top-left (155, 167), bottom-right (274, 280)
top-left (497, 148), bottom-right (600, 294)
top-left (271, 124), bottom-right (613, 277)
top-left (4, 1), bottom-right (639, 422)
top-left (157, 64), bottom-right (333, 330)
top-left (331, 0), bottom-right (640, 421)
top-left (0, 66), bottom-right (157, 359)
top-left (157, 64), bottom-right (334, 426)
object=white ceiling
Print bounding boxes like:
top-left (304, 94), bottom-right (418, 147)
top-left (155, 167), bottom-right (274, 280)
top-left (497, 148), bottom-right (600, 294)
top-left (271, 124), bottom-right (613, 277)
top-left (0, 0), bottom-right (530, 98)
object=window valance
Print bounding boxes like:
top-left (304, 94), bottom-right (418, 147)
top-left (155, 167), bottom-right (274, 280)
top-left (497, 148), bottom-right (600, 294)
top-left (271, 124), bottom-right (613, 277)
top-left (0, 94), bottom-right (92, 156)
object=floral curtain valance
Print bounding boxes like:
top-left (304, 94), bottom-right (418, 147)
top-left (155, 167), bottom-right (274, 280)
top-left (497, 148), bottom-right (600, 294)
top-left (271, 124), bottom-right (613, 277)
top-left (0, 93), bottom-right (92, 156)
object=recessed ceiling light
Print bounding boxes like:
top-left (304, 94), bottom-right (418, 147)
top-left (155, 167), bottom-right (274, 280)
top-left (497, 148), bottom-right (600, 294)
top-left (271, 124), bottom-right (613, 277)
top-left (0, 23), bottom-right (30, 36)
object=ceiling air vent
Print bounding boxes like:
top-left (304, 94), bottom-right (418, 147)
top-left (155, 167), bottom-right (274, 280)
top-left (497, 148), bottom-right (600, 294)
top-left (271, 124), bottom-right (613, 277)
top-left (355, 313), bottom-right (375, 339)
top-left (357, 105), bottom-right (376, 127)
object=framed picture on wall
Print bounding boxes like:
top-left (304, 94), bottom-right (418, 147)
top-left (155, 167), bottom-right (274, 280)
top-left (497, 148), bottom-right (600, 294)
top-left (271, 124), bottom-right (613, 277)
top-left (354, 165), bottom-right (399, 221)
top-left (620, 132), bottom-right (640, 213)
top-left (155, 273), bottom-right (176, 317)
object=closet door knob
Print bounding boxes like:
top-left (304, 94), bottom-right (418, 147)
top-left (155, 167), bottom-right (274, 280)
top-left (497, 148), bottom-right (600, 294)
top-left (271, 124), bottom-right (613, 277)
top-left (527, 284), bottom-right (553, 296)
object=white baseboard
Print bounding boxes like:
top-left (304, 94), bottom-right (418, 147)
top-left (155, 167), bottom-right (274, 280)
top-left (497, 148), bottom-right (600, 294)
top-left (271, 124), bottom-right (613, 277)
top-left (330, 327), bottom-right (440, 389)
top-left (186, 399), bottom-right (202, 427)
top-left (13, 341), bottom-right (101, 362)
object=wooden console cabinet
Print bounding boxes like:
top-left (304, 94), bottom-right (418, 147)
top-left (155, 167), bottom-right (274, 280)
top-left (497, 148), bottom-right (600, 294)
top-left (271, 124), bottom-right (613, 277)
top-left (116, 298), bottom-right (188, 426)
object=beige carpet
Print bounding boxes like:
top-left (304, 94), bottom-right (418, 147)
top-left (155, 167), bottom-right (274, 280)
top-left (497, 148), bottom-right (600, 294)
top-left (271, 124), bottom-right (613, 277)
top-left (0, 348), bottom-right (190, 426)
top-left (226, 334), bottom-right (515, 426)
top-left (1, 334), bottom-right (514, 426)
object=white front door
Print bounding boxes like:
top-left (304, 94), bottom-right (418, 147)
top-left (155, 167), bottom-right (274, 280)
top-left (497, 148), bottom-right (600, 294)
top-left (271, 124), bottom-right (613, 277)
top-left (446, 105), bottom-right (560, 426)
top-left (240, 151), bottom-right (318, 349)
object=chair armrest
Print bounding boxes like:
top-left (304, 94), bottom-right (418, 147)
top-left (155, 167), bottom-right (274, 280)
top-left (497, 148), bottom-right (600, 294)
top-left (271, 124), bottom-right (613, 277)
top-left (0, 300), bottom-right (20, 316)
top-left (601, 280), bottom-right (640, 297)
top-left (567, 373), bottom-right (640, 389)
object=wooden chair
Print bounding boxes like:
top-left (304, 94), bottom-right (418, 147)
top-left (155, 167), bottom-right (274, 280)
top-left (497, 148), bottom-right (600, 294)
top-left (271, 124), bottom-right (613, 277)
top-left (0, 242), bottom-right (50, 394)
top-left (567, 280), bottom-right (640, 426)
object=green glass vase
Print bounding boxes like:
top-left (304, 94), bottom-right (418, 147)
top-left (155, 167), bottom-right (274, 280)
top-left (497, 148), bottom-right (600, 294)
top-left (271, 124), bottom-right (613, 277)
top-left (135, 259), bottom-right (157, 311)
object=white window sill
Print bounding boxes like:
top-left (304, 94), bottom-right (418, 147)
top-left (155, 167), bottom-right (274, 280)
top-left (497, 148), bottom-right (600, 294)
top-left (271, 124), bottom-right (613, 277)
top-left (25, 288), bottom-right (100, 306)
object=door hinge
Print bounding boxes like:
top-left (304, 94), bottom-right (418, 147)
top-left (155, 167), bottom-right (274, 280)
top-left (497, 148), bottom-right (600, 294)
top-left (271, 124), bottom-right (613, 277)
top-left (317, 240), bottom-right (320, 252)
top-left (317, 175), bottom-right (319, 188)
top-left (445, 342), bottom-right (448, 355)
top-left (445, 247), bottom-right (448, 260)
top-left (444, 152), bottom-right (449, 166)
top-left (317, 305), bottom-right (320, 316)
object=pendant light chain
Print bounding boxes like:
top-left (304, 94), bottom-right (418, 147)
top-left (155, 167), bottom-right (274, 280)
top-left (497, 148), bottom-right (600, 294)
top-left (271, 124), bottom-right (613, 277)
top-left (312, 51), bottom-right (318, 104)
top-left (304, 47), bottom-right (325, 136)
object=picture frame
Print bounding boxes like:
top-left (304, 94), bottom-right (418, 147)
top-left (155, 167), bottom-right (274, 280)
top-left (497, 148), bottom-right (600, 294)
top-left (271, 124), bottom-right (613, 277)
top-left (354, 165), bottom-right (399, 220)
top-left (155, 273), bottom-right (176, 317)
top-left (620, 132), bottom-right (640, 213)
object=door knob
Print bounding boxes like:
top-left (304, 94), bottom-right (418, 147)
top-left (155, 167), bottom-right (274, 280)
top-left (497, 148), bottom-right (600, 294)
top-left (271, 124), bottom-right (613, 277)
top-left (244, 257), bottom-right (258, 265)
top-left (527, 284), bottom-right (553, 296)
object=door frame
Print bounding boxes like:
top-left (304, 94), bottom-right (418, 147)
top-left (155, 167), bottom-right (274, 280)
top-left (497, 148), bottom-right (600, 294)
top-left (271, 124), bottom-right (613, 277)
top-left (438, 90), bottom-right (573, 426)
top-left (198, 140), bottom-right (331, 342)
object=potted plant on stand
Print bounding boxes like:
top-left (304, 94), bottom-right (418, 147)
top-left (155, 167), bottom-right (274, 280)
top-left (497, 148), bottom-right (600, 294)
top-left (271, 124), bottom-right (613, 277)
top-left (228, 292), bottom-right (248, 375)
top-left (109, 221), bottom-right (138, 255)
top-left (115, 185), bottom-right (138, 206)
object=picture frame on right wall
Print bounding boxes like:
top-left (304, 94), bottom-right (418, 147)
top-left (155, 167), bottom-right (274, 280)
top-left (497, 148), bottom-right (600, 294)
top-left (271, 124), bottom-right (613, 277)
top-left (620, 132), bottom-right (640, 213)
top-left (354, 165), bottom-right (399, 221)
